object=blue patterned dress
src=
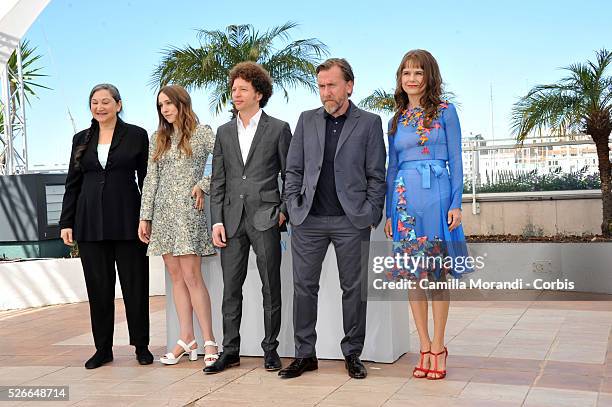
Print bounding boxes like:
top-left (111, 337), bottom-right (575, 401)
top-left (386, 102), bottom-right (471, 281)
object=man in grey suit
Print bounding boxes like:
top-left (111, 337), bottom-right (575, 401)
top-left (205, 62), bottom-right (292, 374)
top-left (278, 58), bottom-right (386, 379)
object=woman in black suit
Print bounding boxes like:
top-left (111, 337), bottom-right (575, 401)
top-left (59, 84), bottom-right (153, 369)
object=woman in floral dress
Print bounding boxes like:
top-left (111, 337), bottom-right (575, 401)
top-left (138, 85), bottom-right (219, 367)
top-left (384, 50), bottom-right (471, 380)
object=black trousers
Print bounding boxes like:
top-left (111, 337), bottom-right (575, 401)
top-left (291, 215), bottom-right (371, 358)
top-left (220, 211), bottom-right (282, 355)
top-left (79, 240), bottom-right (149, 351)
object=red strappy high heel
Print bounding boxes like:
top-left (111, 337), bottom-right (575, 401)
top-left (427, 346), bottom-right (448, 380)
top-left (412, 350), bottom-right (430, 378)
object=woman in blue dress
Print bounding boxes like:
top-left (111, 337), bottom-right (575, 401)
top-left (384, 50), bottom-right (471, 380)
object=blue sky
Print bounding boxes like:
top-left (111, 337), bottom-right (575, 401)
top-left (19, 0), bottom-right (612, 168)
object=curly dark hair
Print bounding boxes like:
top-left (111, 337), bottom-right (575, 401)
top-left (229, 62), bottom-right (273, 108)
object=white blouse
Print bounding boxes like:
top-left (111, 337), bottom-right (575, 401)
top-left (97, 143), bottom-right (111, 169)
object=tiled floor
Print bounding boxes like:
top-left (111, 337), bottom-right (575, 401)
top-left (1, 296), bottom-right (612, 406)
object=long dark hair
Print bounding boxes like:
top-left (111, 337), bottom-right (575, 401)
top-left (389, 50), bottom-right (443, 135)
top-left (73, 84), bottom-right (122, 169)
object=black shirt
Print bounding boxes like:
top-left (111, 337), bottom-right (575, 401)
top-left (310, 102), bottom-right (352, 216)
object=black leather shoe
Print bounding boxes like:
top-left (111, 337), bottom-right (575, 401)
top-left (345, 354), bottom-right (367, 379)
top-left (278, 357), bottom-right (318, 379)
top-left (135, 346), bottom-right (154, 365)
top-left (85, 349), bottom-right (113, 369)
top-left (203, 352), bottom-right (240, 374)
top-left (264, 350), bottom-right (282, 371)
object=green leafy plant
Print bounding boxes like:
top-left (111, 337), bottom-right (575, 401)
top-left (511, 49), bottom-right (612, 235)
top-left (150, 22), bottom-right (328, 115)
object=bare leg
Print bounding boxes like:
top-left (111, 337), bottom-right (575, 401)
top-left (408, 284), bottom-right (431, 377)
top-left (429, 288), bottom-right (450, 379)
top-left (163, 254), bottom-right (197, 357)
top-left (177, 254), bottom-right (217, 356)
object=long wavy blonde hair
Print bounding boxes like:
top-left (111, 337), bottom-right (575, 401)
top-left (153, 85), bottom-right (198, 161)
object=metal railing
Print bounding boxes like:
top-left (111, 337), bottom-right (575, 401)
top-left (462, 135), bottom-right (610, 215)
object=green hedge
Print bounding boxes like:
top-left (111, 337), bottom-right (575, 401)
top-left (463, 167), bottom-right (601, 193)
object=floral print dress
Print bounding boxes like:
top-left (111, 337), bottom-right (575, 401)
top-left (385, 103), bottom-right (471, 281)
top-left (140, 124), bottom-right (216, 257)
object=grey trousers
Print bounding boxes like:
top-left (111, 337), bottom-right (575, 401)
top-left (219, 212), bottom-right (282, 355)
top-left (291, 215), bottom-right (371, 358)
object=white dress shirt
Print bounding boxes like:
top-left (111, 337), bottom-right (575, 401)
top-left (213, 109), bottom-right (262, 229)
top-left (237, 108), bottom-right (262, 164)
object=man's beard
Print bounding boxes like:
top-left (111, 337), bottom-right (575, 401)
top-left (323, 99), bottom-right (343, 115)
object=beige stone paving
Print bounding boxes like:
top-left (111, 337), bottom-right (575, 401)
top-left (0, 296), bottom-right (611, 406)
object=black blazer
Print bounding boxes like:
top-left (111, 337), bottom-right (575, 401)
top-left (59, 118), bottom-right (149, 241)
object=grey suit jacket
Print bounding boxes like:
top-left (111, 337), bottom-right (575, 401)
top-left (285, 104), bottom-right (386, 229)
top-left (210, 111), bottom-right (292, 238)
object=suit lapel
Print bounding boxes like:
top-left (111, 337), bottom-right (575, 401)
top-left (108, 118), bottom-right (127, 159)
top-left (315, 108), bottom-right (326, 154)
top-left (228, 118), bottom-right (245, 168)
top-left (335, 103), bottom-right (360, 159)
top-left (87, 127), bottom-right (103, 171)
top-left (244, 111), bottom-right (268, 168)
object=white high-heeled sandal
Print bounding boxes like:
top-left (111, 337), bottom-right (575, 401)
top-left (160, 339), bottom-right (198, 365)
top-left (203, 340), bottom-right (219, 367)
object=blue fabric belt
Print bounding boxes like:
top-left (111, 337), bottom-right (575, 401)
top-left (399, 160), bottom-right (447, 189)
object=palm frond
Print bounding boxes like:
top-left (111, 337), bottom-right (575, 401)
top-left (512, 49), bottom-right (612, 142)
top-left (358, 89), bottom-right (395, 113)
top-left (151, 21), bottom-right (327, 113)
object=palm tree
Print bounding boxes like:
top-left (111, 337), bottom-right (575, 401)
top-left (511, 49), bottom-right (612, 236)
top-left (359, 88), bottom-right (460, 113)
top-left (0, 40), bottom-right (49, 127)
top-left (359, 89), bottom-right (396, 113)
top-left (150, 22), bottom-right (328, 115)
top-left (0, 40), bottom-right (50, 171)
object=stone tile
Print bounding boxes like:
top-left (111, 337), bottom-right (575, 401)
top-left (535, 372), bottom-right (602, 392)
top-left (210, 381), bottom-right (335, 405)
top-left (392, 378), bottom-right (468, 397)
top-left (444, 344), bottom-right (495, 358)
top-left (547, 344), bottom-right (608, 364)
top-left (491, 345), bottom-right (550, 360)
top-left (81, 366), bottom-right (150, 382)
top-left (601, 377), bottom-right (612, 393)
top-left (384, 395), bottom-right (456, 407)
top-left (318, 388), bottom-right (392, 407)
top-left (72, 395), bottom-right (142, 406)
top-left (485, 357), bottom-right (543, 372)
top-left (543, 360), bottom-right (605, 377)
top-left (66, 379), bottom-right (126, 398)
top-left (106, 381), bottom-right (159, 397)
top-left (126, 366), bottom-right (198, 384)
top-left (523, 387), bottom-right (598, 407)
top-left (0, 366), bottom-right (64, 385)
top-left (458, 382), bottom-right (529, 404)
top-left (452, 399), bottom-right (522, 407)
top-left (598, 393), bottom-right (612, 407)
top-left (444, 354), bottom-right (486, 369)
top-left (470, 368), bottom-right (538, 386)
top-left (3, 297), bottom-right (612, 406)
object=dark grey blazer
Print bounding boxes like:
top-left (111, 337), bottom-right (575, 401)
top-left (285, 104), bottom-right (386, 229)
top-left (210, 111), bottom-right (292, 238)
